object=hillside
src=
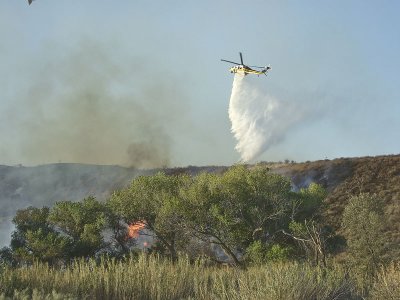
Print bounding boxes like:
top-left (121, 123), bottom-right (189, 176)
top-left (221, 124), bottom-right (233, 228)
top-left (266, 155), bottom-right (400, 255)
top-left (0, 155), bottom-right (399, 246)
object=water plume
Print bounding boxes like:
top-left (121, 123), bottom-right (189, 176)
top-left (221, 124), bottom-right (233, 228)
top-left (228, 75), bottom-right (304, 162)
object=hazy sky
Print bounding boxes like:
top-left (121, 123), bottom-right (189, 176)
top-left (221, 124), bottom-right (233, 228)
top-left (1, 1), bottom-right (399, 167)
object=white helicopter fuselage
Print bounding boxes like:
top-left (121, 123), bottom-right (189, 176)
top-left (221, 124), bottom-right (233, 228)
top-left (229, 65), bottom-right (270, 76)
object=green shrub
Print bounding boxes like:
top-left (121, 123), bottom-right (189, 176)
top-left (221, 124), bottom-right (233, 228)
top-left (244, 241), bottom-right (267, 265)
top-left (266, 244), bottom-right (292, 262)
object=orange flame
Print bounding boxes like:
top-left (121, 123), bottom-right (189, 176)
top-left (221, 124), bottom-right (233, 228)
top-left (127, 221), bottom-right (146, 239)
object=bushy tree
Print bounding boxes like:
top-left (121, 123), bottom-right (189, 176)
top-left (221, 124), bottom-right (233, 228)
top-left (9, 206), bottom-right (71, 265)
top-left (4, 166), bottom-right (331, 267)
top-left (277, 182), bottom-right (331, 266)
top-left (23, 229), bottom-right (71, 263)
top-left (103, 203), bottom-right (131, 255)
top-left (342, 193), bottom-right (388, 275)
top-left (48, 196), bottom-right (107, 258)
top-left (107, 172), bottom-right (191, 260)
top-left (178, 171), bottom-right (246, 264)
top-left (233, 166), bottom-right (293, 238)
top-left (179, 166), bottom-right (294, 265)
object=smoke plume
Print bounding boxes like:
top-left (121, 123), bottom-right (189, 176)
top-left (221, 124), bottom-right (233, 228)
top-left (2, 40), bottom-right (188, 168)
top-left (228, 75), bottom-right (307, 162)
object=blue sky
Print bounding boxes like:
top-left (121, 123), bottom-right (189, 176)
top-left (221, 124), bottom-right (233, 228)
top-left (1, 1), bottom-right (399, 167)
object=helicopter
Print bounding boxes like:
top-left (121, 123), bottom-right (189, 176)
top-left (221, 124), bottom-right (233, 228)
top-left (28, 0), bottom-right (34, 4)
top-left (221, 52), bottom-right (271, 77)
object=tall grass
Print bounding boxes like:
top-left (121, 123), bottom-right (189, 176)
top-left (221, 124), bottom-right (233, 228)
top-left (0, 289), bottom-right (77, 300)
top-left (369, 262), bottom-right (400, 300)
top-left (0, 254), bottom-right (359, 299)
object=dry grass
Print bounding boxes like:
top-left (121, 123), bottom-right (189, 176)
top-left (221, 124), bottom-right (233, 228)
top-left (369, 262), bottom-right (400, 300)
top-left (0, 254), bottom-right (357, 300)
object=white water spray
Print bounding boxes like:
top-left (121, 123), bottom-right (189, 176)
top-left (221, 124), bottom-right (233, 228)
top-left (228, 75), bottom-right (304, 162)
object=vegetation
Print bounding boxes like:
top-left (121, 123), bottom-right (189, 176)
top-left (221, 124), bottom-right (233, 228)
top-left (0, 254), bottom-right (399, 299)
top-left (0, 163), bottom-right (398, 299)
top-left (0, 254), bottom-right (359, 299)
top-left (342, 193), bottom-right (388, 276)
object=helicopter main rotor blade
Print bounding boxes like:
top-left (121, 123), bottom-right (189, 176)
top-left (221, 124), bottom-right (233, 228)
top-left (221, 59), bottom-right (241, 65)
top-left (239, 52), bottom-right (244, 65)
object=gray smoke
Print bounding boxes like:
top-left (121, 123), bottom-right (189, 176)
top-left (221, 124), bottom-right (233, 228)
top-left (3, 39), bottom-right (188, 168)
top-left (127, 137), bottom-right (170, 169)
